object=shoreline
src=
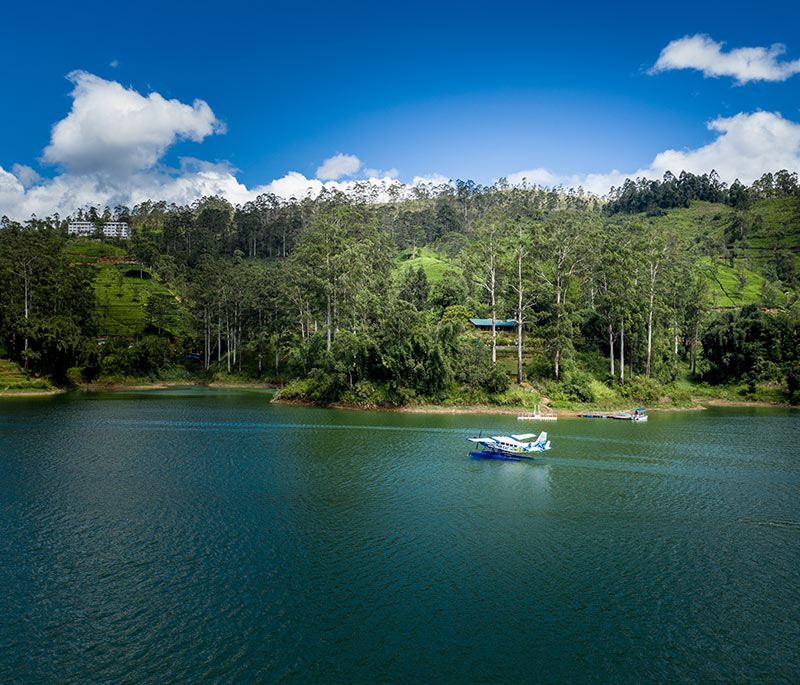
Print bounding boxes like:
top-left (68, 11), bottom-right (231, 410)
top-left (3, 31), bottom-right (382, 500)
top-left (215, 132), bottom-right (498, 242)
top-left (2, 381), bottom-right (794, 412)
top-left (0, 388), bottom-right (67, 397)
top-left (272, 397), bottom-right (795, 415)
top-left (79, 380), bottom-right (279, 392)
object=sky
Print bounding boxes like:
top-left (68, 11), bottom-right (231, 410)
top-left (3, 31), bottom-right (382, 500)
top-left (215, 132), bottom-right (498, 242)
top-left (1, 0), bottom-right (799, 219)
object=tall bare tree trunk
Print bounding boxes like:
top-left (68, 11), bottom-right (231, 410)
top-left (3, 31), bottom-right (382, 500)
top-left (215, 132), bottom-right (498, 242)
top-left (326, 291), bottom-right (332, 352)
top-left (554, 348), bottom-right (561, 383)
top-left (646, 289), bottom-right (654, 377)
top-left (673, 309), bottom-right (679, 371)
top-left (226, 310), bottom-right (231, 374)
top-left (516, 241), bottom-right (523, 384)
top-left (217, 305), bottom-right (222, 370)
top-left (608, 322), bottom-right (615, 377)
top-left (274, 333), bottom-right (280, 383)
top-left (23, 270), bottom-right (30, 370)
top-left (204, 308), bottom-right (210, 370)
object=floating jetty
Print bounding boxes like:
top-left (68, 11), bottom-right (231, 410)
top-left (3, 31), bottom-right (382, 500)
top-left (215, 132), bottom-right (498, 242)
top-left (578, 408), bottom-right (648, 422)
top-left (517, 404), bottom-right (557, 421)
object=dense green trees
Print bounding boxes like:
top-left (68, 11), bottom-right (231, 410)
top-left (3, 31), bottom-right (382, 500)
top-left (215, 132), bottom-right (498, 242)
top-left (700, 305), bottom-right (799, 387)
top-left (606, 169), bottom-right (799, 215)
top-left (0, 225), bottom-right (96, 380)
top-left (1, 171), bottom-right (798, 403)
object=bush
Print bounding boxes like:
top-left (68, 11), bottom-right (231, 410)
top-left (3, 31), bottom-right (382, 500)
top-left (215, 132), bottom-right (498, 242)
top-left (561, 369), bottom-right (596, 402)
top-left (619, 376), bottom-right (661, 404)
top-left (275, 378), bottom-right (316, 401)
top-left (786, 365), bottom-right (800, 405)
top-left (339, 380), bottom-right (397, 407)
top-left (455, 345), bottom-right (509, 394)
top-left (66, 367), bottom-right (83, 387)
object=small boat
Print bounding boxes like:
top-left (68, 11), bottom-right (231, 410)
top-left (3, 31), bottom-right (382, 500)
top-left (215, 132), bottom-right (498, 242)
top-left (467, 432), bottom-right (551, 461)
top-left (612, 408), bottom-right (648, 421)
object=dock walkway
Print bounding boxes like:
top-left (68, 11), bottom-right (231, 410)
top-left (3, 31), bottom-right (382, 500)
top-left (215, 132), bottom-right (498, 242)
top-left (578, 409), bottom-right (648, 421)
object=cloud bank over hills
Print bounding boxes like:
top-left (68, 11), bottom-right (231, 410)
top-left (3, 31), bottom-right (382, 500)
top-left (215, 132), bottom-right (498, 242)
top-left (507, 111), bottom-right (800, 193)
top-left (1, 69), bottom-right (799, 220)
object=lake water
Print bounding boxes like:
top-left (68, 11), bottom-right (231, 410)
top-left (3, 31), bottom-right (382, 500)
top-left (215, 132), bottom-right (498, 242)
top-left (1, 388), bottom-right (798, 683)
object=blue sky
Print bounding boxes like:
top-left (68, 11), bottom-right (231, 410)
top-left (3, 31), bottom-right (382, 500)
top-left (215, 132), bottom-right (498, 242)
top-left (2, 0), bottom-right (799, 217)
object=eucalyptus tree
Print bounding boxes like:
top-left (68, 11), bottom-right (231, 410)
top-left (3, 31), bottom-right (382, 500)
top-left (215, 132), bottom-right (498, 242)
top-left (185, 262), bottom-right (215, 371)
top-left (591, 220), bottom-right (639, 382)
top-left (464, 213), bottom-right (512, 363)
top-left (292, 198), bottom-right (348, 351)
top-left (194, 196), bottom-right (235, 254)
top-left (532, 211), bottom-right (589, 381)
top-left (507, 216), bottom-right (539, 383)
top-left (291, 190), bottom-right (387, 351)
top-left (661, 250), bottom-right (697, 373)
top-left (284, 259), bottom-right (322, 342)
top-left (683, 265), bottom-right (714, 375)
top-left (246, 260), bottom-right (291, 381)
top-left (455, 179), bottom-right (480, 230)
top-left (633, 224), bottom-right (676, 377)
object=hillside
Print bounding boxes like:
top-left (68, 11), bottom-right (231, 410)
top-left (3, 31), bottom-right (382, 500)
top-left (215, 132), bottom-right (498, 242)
top-left (66, 240), bottom-right (191, 337)
top-left (630, 198), bottom-right (798, 308)
top-left (393, 246), bottom-right (452, 283)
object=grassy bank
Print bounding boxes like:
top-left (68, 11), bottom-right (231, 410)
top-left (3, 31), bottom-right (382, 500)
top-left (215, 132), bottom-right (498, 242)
top-left (0, 359), bottom-right (56, 395)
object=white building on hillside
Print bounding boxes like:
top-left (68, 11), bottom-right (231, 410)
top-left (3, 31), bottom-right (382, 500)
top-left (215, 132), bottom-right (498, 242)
top-left (68, 221), bottom-right (131, 239)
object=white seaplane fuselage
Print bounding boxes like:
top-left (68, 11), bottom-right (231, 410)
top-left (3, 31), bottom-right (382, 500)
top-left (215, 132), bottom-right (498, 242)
top-left (467, 432), bottom-right (551, 459)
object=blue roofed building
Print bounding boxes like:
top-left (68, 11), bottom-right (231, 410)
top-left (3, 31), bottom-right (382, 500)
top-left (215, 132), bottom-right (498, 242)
top-left (469, 318), bottom-right (517, 332)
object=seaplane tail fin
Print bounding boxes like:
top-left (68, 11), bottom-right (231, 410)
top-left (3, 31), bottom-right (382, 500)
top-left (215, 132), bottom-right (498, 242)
top-left (535, 431), bottom-right (547, 445)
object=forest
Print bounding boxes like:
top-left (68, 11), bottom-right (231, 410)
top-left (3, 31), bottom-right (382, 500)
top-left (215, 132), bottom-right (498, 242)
top-left (1, 169), bottom-right (799, 407)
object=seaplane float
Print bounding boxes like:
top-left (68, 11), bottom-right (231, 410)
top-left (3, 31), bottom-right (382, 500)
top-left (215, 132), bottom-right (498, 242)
top-left (467, 432), bottom-right (551, 461)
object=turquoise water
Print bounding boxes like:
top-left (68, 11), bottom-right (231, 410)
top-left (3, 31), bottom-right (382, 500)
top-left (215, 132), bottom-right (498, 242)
top-left (1, 388), bottom-right (798, 682)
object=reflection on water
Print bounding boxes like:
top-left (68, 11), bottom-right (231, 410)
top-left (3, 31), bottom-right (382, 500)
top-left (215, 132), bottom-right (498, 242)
top-left (0, 390), bottom-right (798, 683)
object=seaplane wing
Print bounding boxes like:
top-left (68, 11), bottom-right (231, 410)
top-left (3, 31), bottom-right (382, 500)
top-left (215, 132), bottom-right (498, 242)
top-left (512, 432), bottom-right (548, 446)
top-left (510, 433), bottom-right (539, 442)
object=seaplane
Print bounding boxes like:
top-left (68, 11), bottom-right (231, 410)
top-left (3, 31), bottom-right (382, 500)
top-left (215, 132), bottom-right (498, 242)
top-left (467, 432), bottom-right (551, 461)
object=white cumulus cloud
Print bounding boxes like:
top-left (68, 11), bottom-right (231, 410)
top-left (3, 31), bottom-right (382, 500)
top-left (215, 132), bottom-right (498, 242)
top-left (412, 173), bottom-right (450, 187)
top-left (363, 167), bottom-right (399, 179)
top-left (646, 111), bottom-right (800, 181)
top-left (315, 153), bottom-right (361, 180)
top-left (504, 167), bottom-right (565, 187)
top-left (42, 70), bottom-right (223, 176)
top-left (11, 164), bottom-right (43, 189)
top-left (650, 34), bottom-right (800, 84)
top-left (507, 111), bottom-right (800, 196)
